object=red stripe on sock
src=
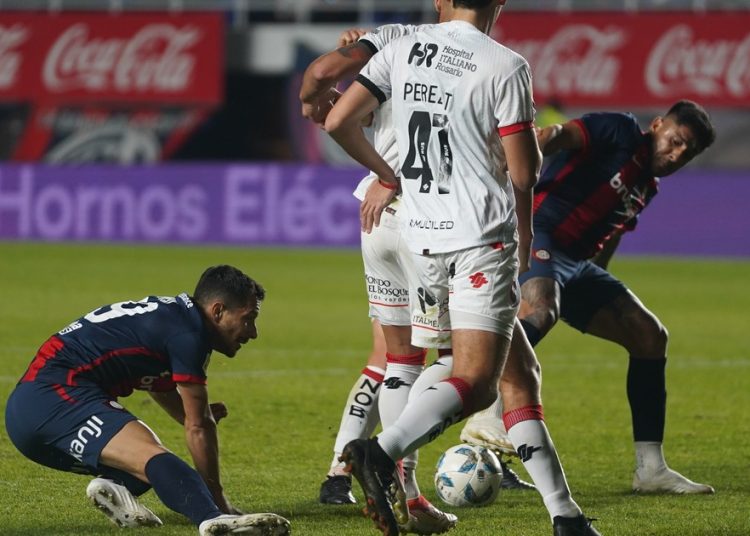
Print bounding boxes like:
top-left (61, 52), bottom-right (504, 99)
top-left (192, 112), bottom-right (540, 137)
top-left (444, 377), bottom-right (472, 416)
top-left (386, 349), bottom-right (427, 366)
top-left (503, 404), bottom-right (544, 430)
top-left (362, 367), bottom-right (384, 383)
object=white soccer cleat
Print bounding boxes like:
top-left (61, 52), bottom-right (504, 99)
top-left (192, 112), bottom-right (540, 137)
top-left (400, 495), bottom-right (458, 535)
top-left (459, 413), bottom-right (516, 456)
top-left (86, 477), bottom-right (163, 528)
top-left (198, 513), bottom-right (291, 536)
top-left (633, 467), bottom-right (715, 494)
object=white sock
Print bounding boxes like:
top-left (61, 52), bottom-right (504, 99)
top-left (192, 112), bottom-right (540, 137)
top-left (378, 378), bottom-right (469, 461)
top-left (408, 355), bottom-right (453, 403)
top-left (380, 352), bottom-right (425, 429)
top-left (505, 407), bottom-right (581, 520)
top-left (635, 441), bottom-right (667, 474)
top-left (329, 366), bottom-right (384, 475)
top-left (403, 454), bottom-right (420, 499)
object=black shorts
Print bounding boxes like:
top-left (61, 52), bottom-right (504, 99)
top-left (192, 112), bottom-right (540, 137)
top-left (519, 230), bottom-right (629, 332)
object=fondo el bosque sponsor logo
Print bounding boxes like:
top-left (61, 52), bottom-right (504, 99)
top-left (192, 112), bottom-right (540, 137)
top-left (646, 25), bottom-right (750, 97)
top-left (42, 22), bottom-right (201, 94)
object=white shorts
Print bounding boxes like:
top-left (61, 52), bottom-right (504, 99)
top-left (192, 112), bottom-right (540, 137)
top-left (408, 240), bottom-right (520, 346)
top-left (361, 201), bottom-right (411, 326)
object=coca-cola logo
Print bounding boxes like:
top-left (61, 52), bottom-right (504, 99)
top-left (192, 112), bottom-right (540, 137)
top-left (0, 23), bottom-right (28, 90)
top-left (42, 23), bottom-right (201, 94)
top-left (646, 25), bottom-right (750, 98)
top-left (502, 25), bottom-right (626, 97)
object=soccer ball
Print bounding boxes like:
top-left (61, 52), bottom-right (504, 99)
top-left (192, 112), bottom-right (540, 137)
top-left (434, 444), bottom-right (503, 507)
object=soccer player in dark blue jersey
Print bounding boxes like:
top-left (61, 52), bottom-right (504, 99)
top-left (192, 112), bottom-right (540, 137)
top-left (518, 100), bottom-right (716, 494)
top-left (5, 265), bottom-right (290, 535)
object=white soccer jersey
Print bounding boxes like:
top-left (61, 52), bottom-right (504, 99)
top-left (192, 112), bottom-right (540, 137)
top-left (358, 20), bottom-right (535, 254)
top-left (353, 24), bottom-right (422, 201)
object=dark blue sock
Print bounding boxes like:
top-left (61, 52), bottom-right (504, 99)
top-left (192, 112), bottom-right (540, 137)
top-left (627, 356), bottom-right (667, 442)
top-left (519, 319), bottom-right (543, 347)
top-left (99, 465), bottom-right (151, 497)
top-left (144, 452), bottom-right (222, 526)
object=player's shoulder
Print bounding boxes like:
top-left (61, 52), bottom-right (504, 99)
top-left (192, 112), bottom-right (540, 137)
top-left (582, 111), bottom-right (639, 128)
top-left (361, 23), bottom-right (426, 51)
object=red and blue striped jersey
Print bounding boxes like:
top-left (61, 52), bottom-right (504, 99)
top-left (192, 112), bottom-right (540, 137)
top-left (20, 293), bottom-right (211, 398)
top-left (534, 112), bottom-right (659, 260)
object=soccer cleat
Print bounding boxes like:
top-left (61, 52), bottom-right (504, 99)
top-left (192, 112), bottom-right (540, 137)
top-left (552, 515), bottom-right (602, 536)
top-left (198, 513), bottom-right (291, 536)
top-left (499, 459), bottom-right (536, 490)
top-left (86, 477), bottom-right (163, 528)
top-left (400, 495), bottom-right (458, 535)
top-left (633, 467), bottom-right (715, 494)
top-left (459, 413), bottom-right (516, 456)
top-left (319, 474), bottom-right (357, 504)
top-left (340, 438), bottom-right (408, 536)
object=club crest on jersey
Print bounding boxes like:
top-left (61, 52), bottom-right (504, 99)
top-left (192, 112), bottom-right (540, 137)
top-left (533, 249), bottom-right (551, 261)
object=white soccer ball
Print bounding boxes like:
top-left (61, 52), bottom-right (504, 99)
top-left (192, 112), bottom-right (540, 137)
top-left (434, 444), bottom-right (503, 507)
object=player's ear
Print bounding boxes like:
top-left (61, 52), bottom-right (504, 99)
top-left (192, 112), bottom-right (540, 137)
top-left (210, 302), bottom-right (224, 323)
top-left (650, 116), bottom-right (663, 133)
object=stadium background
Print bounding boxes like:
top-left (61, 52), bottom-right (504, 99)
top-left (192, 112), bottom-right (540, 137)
top-left (0, 2), bottom-right (748, 535)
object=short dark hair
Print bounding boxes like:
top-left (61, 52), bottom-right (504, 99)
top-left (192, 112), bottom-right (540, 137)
top-left (454, 0), bottom-right (497, 9)
top-left (193, 265), bottom-right (265, 309)
top-left (665, 100), bottom-right (716, 153)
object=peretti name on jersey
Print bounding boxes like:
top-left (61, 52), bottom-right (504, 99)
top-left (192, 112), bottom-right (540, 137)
top-left (410, 219), bottom-right (455, 230)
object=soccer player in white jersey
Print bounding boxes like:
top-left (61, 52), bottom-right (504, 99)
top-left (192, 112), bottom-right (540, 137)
top-left (301, 26), bottom-right (459, 535)
top-left (325, 1), bottom-right (601, 535)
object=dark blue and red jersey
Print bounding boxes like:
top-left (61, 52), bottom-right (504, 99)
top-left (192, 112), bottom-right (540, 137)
top-left (19, 293), bottom-right (212, 398)
top-left (533, 112), bottom-right (660, 260)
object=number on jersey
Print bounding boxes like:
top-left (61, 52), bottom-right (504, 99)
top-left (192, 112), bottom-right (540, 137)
top-left (402, 111), bottom-right (453, 194)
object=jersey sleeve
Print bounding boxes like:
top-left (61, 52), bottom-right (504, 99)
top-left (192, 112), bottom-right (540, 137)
top-left (359, 24), bottom-right (416, 53)
top-left (495, 60), bottom-right (535, 137)
top-left (357, 41), bottom-right (397, 104)
top-left (166, 331), bottom-right (209, 385)
top-left (579, 112), bottom-right (641, 153)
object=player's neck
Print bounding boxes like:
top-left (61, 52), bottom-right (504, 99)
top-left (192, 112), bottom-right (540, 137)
top-left (446, 7), bottom-right (499, 35)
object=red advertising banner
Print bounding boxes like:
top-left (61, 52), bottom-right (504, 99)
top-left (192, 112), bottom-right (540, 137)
top-left (0, 13), bottom-right (222, 105)
top-left (493, 13), bottom-right (750, 108)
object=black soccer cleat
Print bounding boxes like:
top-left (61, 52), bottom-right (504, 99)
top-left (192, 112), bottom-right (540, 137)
top-left (500, 459), bottom-right (536, 490)
top-left (319, 475), bottom-right (357, 505)
top-left (340, 438), bottom-right (407, 536)
top-left (553, 514), bottom-right (602, 536)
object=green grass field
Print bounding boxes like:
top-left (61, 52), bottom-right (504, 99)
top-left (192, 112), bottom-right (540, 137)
top-left (1, 242), bottom-right (748, 536)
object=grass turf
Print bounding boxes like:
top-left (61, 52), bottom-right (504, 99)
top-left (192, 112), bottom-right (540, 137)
top-left (0, 242), bottom-right (748, 535)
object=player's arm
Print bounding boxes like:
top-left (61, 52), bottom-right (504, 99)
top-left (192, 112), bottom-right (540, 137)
top-left (149, 389), bottom-right (228, 425)
top-left (537, 120), bottom-right (587, 156)
top-left (503, 128), bottom-right (542, 273)
top-left (591, 230), bottom-right (623, 270)
top-left (178, 382), bottom-right (239, 515)
top-left (300, 38), bottom-right (375, 125)
top-left (325, 81), bottom-right (396, 232)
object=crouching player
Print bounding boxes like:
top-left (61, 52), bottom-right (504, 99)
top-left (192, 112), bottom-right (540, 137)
top-left (5, 265), bottom-right (290, 536)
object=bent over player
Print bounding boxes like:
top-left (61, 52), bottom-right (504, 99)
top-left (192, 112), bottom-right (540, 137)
top-left (517, 101), bottom-right (717, 494)
top-left (325, 1), bottom-right (600, 535)
top-left (5, 265), bottom-right (290, 536)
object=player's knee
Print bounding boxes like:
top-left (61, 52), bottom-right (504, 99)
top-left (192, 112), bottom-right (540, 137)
top-left (629, 316), bottom-right (668, 356)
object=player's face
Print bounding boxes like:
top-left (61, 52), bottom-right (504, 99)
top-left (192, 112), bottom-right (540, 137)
top-left (213, 298), bottom-right (260, 357)
top-left (649, 116), bottom-right (700, 177)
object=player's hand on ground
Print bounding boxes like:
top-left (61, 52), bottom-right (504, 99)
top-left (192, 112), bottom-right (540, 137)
top-left (209, 402), bottom-right (228, 423)
top-left (338, 28), bottom-right (369, 47)
top-left (215, 495), bottom-right (244, 515)
top-left (361, 178), bottom-right (397, 233)
top-left (301, 87), bottom-right (342, 128)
